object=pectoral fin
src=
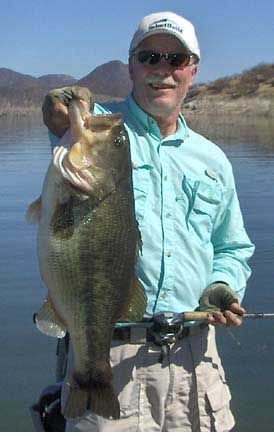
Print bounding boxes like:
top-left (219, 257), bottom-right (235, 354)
top-left (35, 296), bottom-right (67, 338)
top-left (120, 277), bottom-right (147, 322)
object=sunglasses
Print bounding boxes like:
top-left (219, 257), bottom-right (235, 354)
top-left (136, 50), bottom-right (194, 68)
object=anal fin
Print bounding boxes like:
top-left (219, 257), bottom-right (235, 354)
top-left (35, 296), bottom-right (67, 338)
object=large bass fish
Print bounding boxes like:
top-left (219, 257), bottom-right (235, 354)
top-left (27, 100), bottom-right (147, 420)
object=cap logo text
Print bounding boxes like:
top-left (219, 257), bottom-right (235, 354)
top-left (149, 18), bottom-right (183, 34)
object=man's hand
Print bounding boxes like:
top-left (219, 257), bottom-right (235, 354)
top-left (42, 86), bottom-right (93, 138)
top-left (198, 282), bottom-right (245, 327)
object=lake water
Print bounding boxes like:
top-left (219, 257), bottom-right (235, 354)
top-left (0, 115), bottom-right (274, 431)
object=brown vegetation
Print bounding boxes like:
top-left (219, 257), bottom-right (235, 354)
top-left (199, 63), bottom-right (274, 98)
top-left (183, 63), bottom-right (274, 117)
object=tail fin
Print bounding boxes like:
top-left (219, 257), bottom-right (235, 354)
top-left (62, 383), bottom-right (89, 419)
top-left (62, 379), bottom-right (120, 420)
top-left (89, 381), bottom-right (120, 420)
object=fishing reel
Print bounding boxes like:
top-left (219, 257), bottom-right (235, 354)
top-left (150, 312), bottom-right (185, 345)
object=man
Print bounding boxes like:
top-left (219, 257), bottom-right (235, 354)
top-left (42, 11), bottom-right (254, 432)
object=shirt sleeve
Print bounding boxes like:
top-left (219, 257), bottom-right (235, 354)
top-left (209, 161), bottom-right (255, 302)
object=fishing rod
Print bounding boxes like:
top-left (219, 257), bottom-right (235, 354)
top-left (115, 311), bottom-right (274, 329)
top-left (183, 311), bottom-right (274, 321)
top-left (242, 313), bottom-right (274, 319)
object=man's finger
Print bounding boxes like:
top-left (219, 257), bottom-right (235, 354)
top-left (223, 310), bottom-right (243, 326)
top-left (208, 308), bottom-right (244, 327)
top-left (42, 100), bottom-right (71, 137)
top-left (229, 302), bottom-right (246, 316)
top-left (210, 311), bottom-right (227, 326)
top-left (78, 99), bottom-right (91, 114)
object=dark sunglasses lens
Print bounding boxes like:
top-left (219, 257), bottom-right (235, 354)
top-left (149, 52), bottom-right (161, 65)
top-left (138, 51), bottom-right (153, 63)
top-left (137, 51), bottom-right (190, 67)
top-left (137, 51), bottom-right (161, 65)
top-left (169, 53), bottom-right (189, 67)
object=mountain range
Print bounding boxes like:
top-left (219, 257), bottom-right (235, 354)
top-left (0, 61), bottom-right (273, 117)
top-left (0, 61), bottom-right (131, 117)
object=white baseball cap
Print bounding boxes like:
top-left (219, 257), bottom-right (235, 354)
top-left (129, 11), bottom-right (200, 61)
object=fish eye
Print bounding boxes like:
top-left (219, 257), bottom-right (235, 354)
top-left (114, 134), bottom-right (126, 147)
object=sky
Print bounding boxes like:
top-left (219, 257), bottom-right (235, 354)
top-left (1, 0), bottom-right (274, 84)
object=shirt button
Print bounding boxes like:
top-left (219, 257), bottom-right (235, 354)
top-left (164, 175), bottom-right (168, 181)
top-left (166, 251), bottom-right (172, 257)
top-left (161, 291), bottom-right (168, 299)
top-left (165, 213), bottom-right (171, 218)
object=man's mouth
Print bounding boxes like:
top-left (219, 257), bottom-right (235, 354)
top-left (148, 83), bottom-right (176, 90)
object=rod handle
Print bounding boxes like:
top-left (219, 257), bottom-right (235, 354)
top-left (184, 311), bottom-right (211, 322)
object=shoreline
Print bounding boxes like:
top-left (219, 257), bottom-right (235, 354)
top-left (1, 94), bottom-right (274, 118)
top-left (1, 99), bottom-right (273, 147)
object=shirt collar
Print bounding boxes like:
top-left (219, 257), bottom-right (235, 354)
top-left (126, 94), bottom-right (189, 145)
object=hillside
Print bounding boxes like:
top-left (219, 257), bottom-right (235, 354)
top-left (0, 68), bottom-right (41, 89)
top-left (78, 60), bottom-right (131, 98)
top-left (38, 74), bottom-right (77, 89)
top-left (0, 62), bottom-right (273, 118)
top-left (0, 69), bottom-right (77, 116)
top-left (183, 63), bottom-right (274, 117)
top-left (200, 63), bottom-right (274, 98)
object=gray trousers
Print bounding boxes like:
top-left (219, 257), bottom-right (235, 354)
top-left (63, 325), bottom-right (235, 432)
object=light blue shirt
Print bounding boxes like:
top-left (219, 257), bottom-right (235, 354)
top-left (50, 95), bottom-right (255, 316)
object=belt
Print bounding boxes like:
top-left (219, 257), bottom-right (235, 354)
top-left (113, 322), bottom-right (208, 344)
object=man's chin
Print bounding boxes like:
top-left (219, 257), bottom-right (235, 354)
top-left (145, 99), bottom-right (176, 117)
top-left (133, 93), bottom-right (179, 118)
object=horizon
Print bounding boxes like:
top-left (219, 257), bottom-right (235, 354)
top-left (1, 0), bottom-right (274, 84)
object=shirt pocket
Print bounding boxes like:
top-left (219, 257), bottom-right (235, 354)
top-left (132, 163), bottom-right (153, 226)
top-left (182, 176), bottom-right (223, 243)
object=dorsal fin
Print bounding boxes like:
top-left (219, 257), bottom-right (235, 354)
top-left (26, 196), bottom-right (42, 224)
top-left (119, 277), bottom-right (147, 322)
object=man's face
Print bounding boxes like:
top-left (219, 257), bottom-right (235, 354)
top-left (129, 34), bottom-right (198, 119)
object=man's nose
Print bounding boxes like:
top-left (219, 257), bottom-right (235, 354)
top-left (153, 58), bottom-right (173, 74)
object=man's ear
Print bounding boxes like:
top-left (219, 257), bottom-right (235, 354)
top-left (189, 65), bottom-right (198, 87)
